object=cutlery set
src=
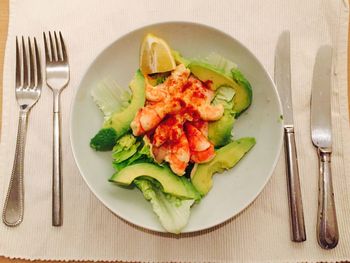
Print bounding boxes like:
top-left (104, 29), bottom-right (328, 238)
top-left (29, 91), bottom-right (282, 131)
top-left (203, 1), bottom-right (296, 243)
top-left (2, 32), bottom-right (69, 227)
top-left (275, 31), bottom-right (338, 249)
top-left (0, 30), bottom-right (339, 249)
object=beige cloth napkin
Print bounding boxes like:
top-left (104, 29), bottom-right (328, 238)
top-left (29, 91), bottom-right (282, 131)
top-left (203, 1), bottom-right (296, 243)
top-left (1, 0), bottom-right (350, 262)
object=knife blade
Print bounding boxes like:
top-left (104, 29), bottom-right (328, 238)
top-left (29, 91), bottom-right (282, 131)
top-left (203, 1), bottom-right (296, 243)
top-left (274, 31), bottom-right (306, 242)
top-left (311, 45), bottom-right (339, 249)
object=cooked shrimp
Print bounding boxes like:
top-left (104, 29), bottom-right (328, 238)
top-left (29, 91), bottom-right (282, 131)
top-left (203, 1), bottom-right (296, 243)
top-left (181, 76), bottom-right (214, 105)
top-left (131, 100), bottom-right (181, 136)
top-left (152, 132), bottom-right (190, 176)
top-left (130, 111), bottom-right (146, 135)
top-left (197, 104), bottom-right (224, 121)
top-left (190, 144), bottom-right (215, 163)
top-left (131, 63), bottom-right (225, 174)
top-left (184, 123), bottom-right (211, 152)
top-left (165, 133), bottom-right (190, 176)
top-left (152, 143), bottom-right (168, 163)
top-left (165, 64), bottom-right (191, 95)
top-left (184, 122), bottom-right (215, 163)
top-left (153, 114), bottom-right (185, 147)
top-left (167, 153), bottom-right (188, 176)
top-left (145, 83), bottom-right (168, 102)
top-left (181, 76), bottom-right (224, 121)
top-left (131, 107), bottom-right (162, 136)
top-left (144, 64), bottom-right (189, 102)
top-left (190, 120), bottom-right (209, 137)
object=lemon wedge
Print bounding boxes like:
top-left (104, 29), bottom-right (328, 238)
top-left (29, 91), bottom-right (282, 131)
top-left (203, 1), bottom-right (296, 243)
top-left (140, 34), bottom-right (176, 75)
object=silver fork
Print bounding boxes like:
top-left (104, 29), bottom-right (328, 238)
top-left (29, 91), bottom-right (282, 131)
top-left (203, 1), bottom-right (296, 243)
top-left (2, 37), bottom-right (42, 226)
top-left (43, 31), bottom-right (69, 226)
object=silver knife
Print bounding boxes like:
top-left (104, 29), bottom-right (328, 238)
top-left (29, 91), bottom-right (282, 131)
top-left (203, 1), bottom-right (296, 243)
top-left (274, 31), bottom-right (306, 242)
top-left (311, 45), bottom-right (339, 249)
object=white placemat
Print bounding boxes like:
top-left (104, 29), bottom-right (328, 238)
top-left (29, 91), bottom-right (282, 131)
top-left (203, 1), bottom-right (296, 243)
top-left (1, 0), bottom-right (350, 262)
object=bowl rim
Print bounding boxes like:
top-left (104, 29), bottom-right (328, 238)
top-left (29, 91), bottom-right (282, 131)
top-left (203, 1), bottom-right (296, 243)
top-left (69, 20), bottom-right (284, 234)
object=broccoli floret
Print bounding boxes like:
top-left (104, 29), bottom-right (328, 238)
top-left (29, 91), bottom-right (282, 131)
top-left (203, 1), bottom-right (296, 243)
top-left (90, 128), bottom-right (117, 151)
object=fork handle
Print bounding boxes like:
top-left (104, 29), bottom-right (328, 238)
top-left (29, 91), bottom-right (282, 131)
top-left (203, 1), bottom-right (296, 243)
top-left (2, 111), bottom-right (28, 226)
top-left (52, 109), bottom-right (62, 226)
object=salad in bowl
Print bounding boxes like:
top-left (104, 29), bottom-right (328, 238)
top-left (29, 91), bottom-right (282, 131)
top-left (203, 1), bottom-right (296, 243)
top-left (89, 34), bottom-right (255, 234)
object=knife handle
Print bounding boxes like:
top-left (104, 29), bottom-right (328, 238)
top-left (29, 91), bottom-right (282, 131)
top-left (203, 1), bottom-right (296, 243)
top-left (284, 126), bottom-right (306, 242)
top-left (317, 148), bottom-right (339, 249)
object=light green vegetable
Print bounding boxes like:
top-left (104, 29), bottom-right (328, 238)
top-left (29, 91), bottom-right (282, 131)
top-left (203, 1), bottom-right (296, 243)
top-left (203, 52), bottom-right (237, 76)
top-left (112, 134), bottom-right (140, 163)
top-left (212, 86), bottom-right (236, 112)
top-left (90, 128), bottom-right (118, 151)
top-left (112, 136), bottom-right (154, 171)
top-left (134, 178), bottom-right (194, 234)
top-left (91, 79), bottom-right (131, 121)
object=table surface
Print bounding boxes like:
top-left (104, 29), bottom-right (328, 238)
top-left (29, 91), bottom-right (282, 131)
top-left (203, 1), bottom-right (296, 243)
top-left (0, 1), bottom-right (349, 263)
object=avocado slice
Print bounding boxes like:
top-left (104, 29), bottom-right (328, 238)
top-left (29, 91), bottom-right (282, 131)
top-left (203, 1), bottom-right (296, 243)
top-left (188, 62), bottom-right (252, 116)
top-left (208, 110), bottom-right (235, 147)
top-left (103, 69), bottom-right (146, 138)
top-left (190, 137), bottom-right (256, 195)
top-left (109, 163), bottom-right (201, 200)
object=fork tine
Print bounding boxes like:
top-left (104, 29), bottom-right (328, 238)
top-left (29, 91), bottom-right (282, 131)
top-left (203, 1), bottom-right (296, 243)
top-left (48, 31), bottom-right (57, 61)
top-left (21, 36), bottom-right (28, 88)
top-left (59, 32), bottom-right (67, 61)
top-left (28, 37), bottom-right (35, 89)
top-left (34, 37), bottom-right (42, 88)
top-left (43, 32), bottom-right (51, 62)
top-left (54, 32), bottom-right (62, 61)
top-left (15, 37), bottom-right (21, 88)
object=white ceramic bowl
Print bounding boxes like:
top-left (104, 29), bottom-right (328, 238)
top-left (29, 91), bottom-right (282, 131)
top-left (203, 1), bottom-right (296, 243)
top-left (70, 22), bottom-right (283, 233)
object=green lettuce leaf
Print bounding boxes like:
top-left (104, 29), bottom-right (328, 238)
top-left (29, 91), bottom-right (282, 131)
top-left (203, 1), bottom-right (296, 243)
top-left (134, 178), bottom-right (194, 234)
top-left (112, 135), bottom-right (154, 171)
top-left (202, 52), bottom-right (237, 76)
top-left (112, 134), bottom-right (140, 162)
top-left (91, 79), bottom-right (131, 121)
top-left (212, 86), bottom-right (236, 116)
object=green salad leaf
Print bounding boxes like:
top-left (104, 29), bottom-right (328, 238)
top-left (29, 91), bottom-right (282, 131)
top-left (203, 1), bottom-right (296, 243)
top-left (134, 178), bottom-right (194, 234)
top-left (112, 134), bottom-right (154, 171)
top-left (91, 79), bottom-right (131, 121)
top-left (200, 52), bottom-right (238, 76)
top-left (112, 134), bottom-right (140, 162)
top-left (212, 86), bottom-right (236, 112)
